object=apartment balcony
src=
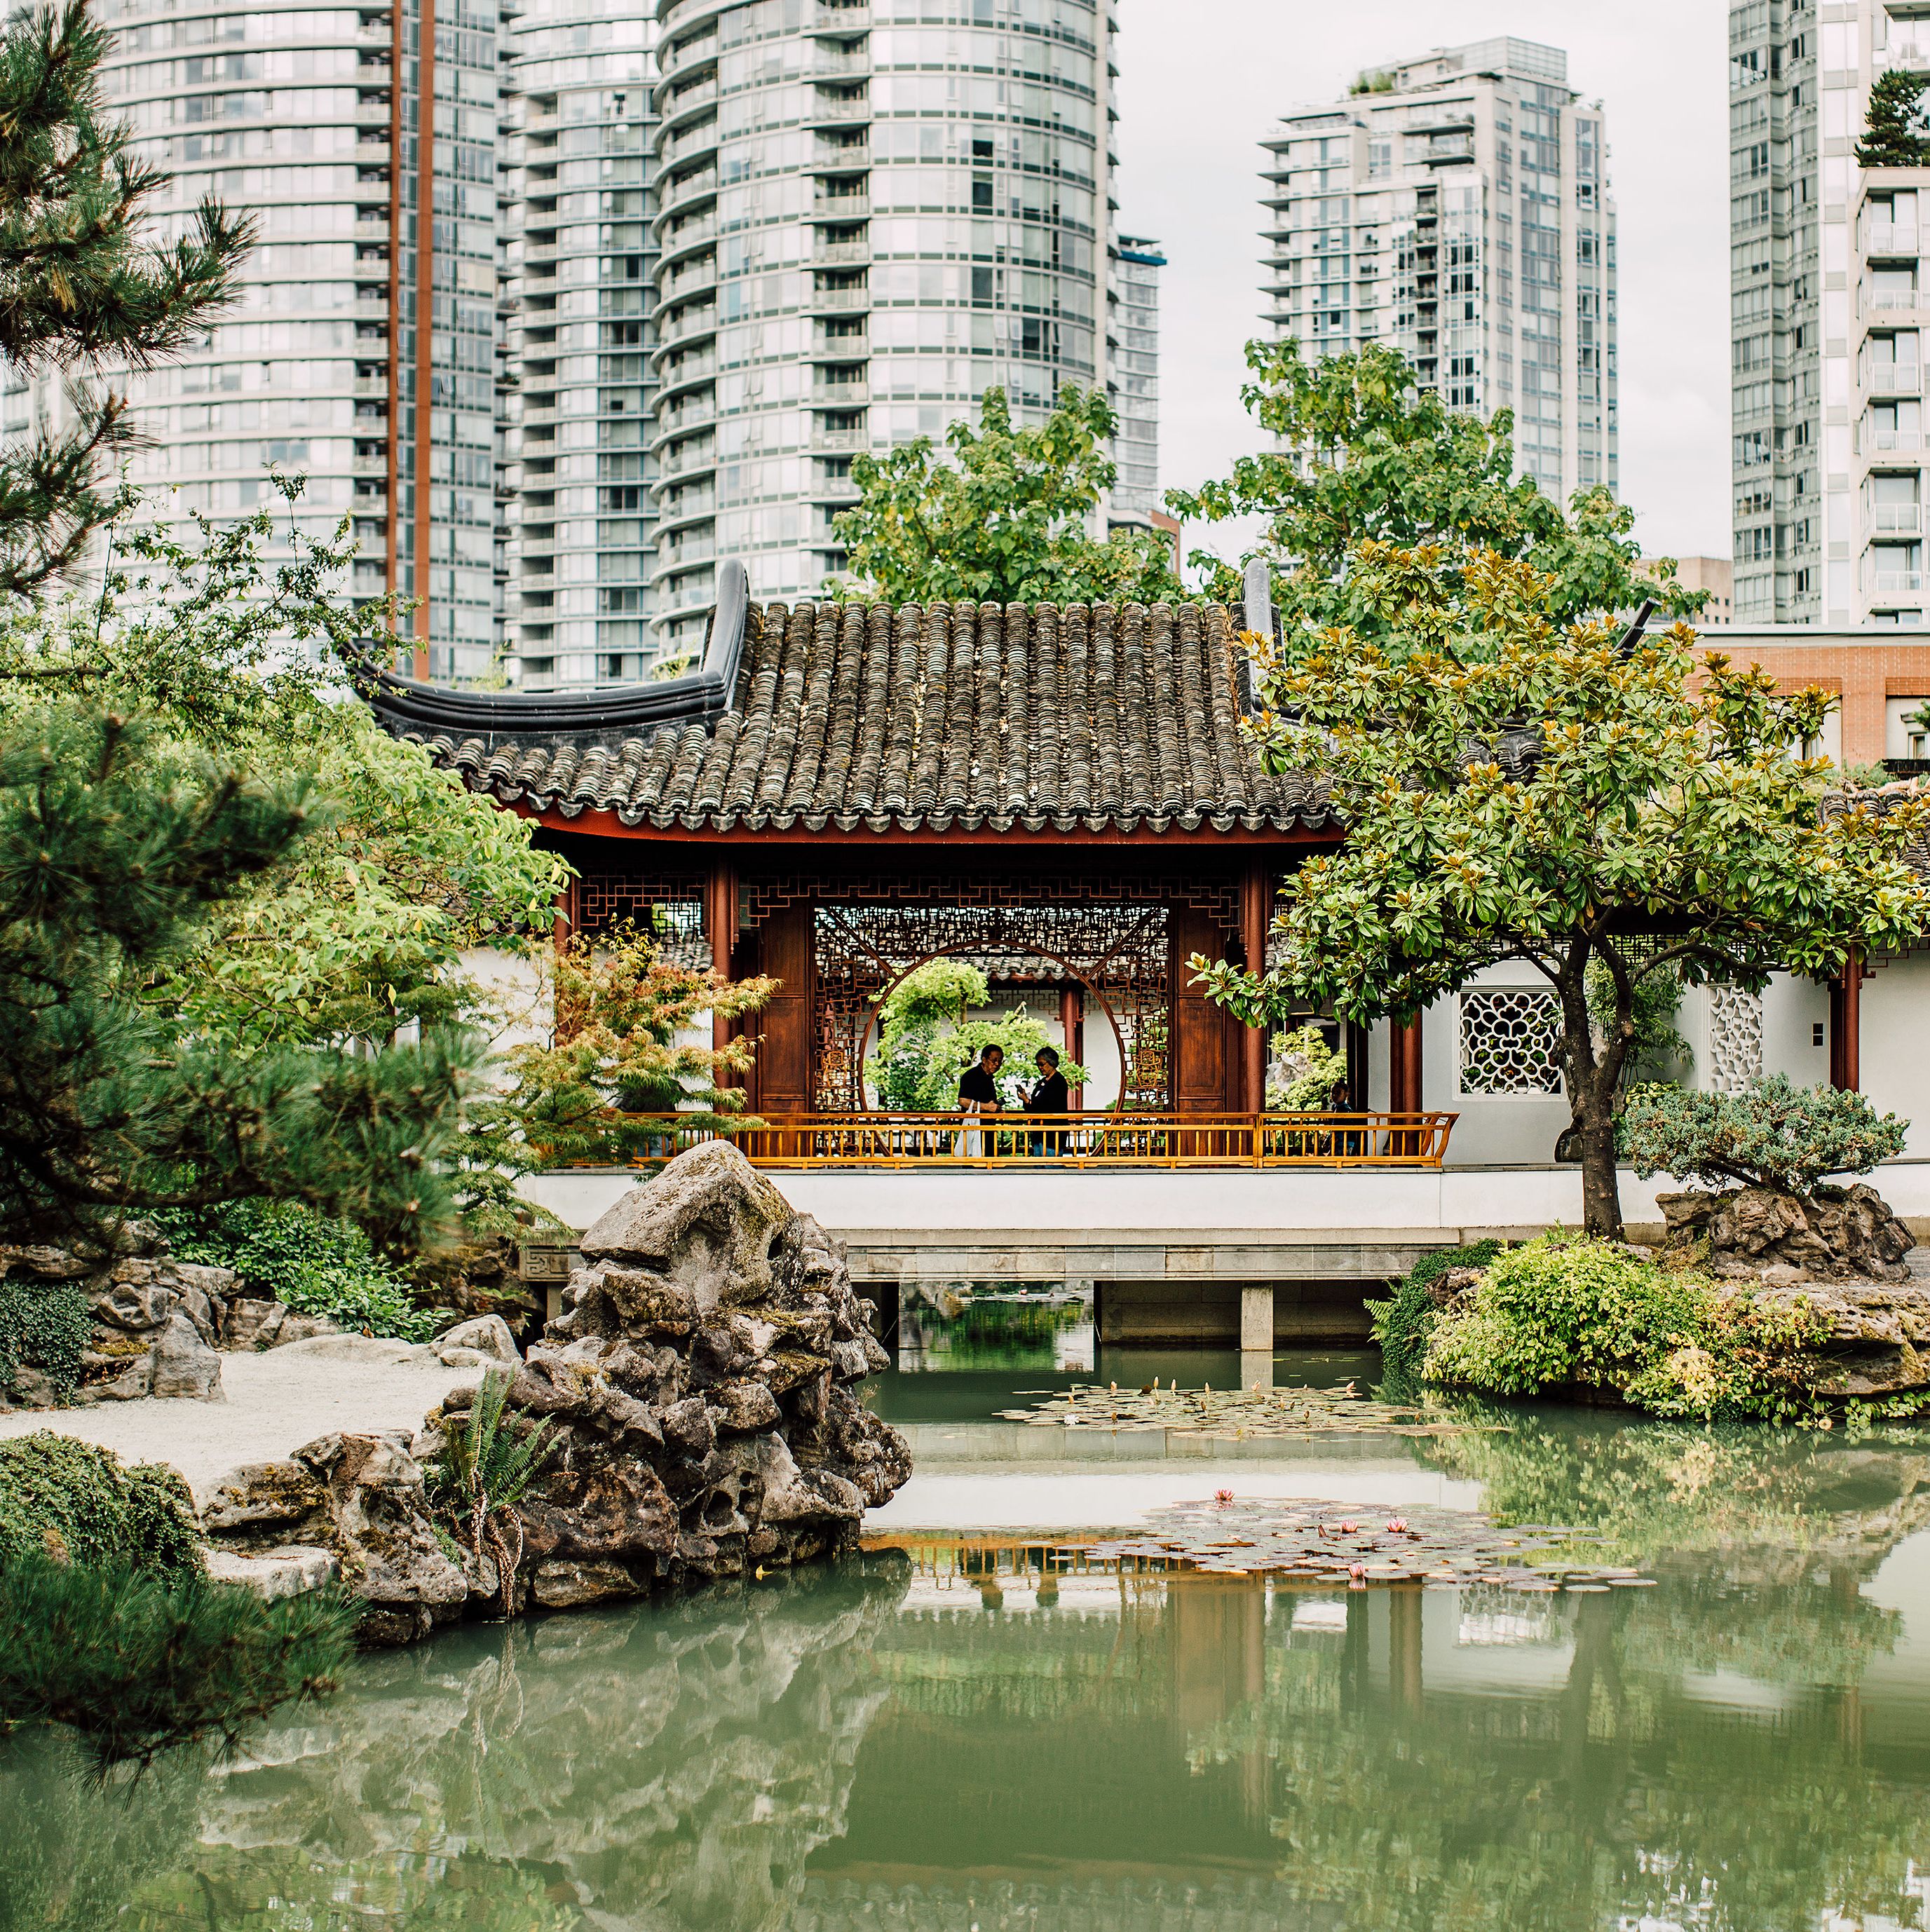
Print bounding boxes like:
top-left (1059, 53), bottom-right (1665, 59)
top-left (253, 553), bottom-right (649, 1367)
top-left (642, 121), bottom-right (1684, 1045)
top-left (660, 304), bottom-right (718, 346)
top-left (811, 285), bottom-right (869, 313)
top-left (813, 193), bottom-right (870, 222)
top-left (353, 374), bottom-right (389, 397)
top-left (352, 254), bottom-right (389, 282)
top-left (807, 93), bottom-right (869, 125)
top-left (1875, 571), bottom-right (1924, 593)
top-left (661, 439), bottom-right (716, 478)
top-left (662, 76), bottom-right (718, 127)
top-left (659, 215), bottom-right (718, 267)
top-left (355, 137), bottom-right (390, 164)
top-left (812, 4), bottom-right (870, 25)
top-left (1872, 428), bottom-right (1926, 451)
top-left (813, 238), bottom-right (871, 266)
top-left (810, 426), bottom-right (868, 451)
top-left (661, 118), bottom-right (719, 170)
top-left (352, 452), bottom-right (389, 477)
top-left (1874, 503), bottom-right (1924, 533)
top-left (810, 379), bottom-right (869, 406)
top-left (1867, 360), bottom-right (1923, 396)
top-left (358, 60), bottom-right (393, 86)
top-left (1866, 223), bottom-right (1922, 257)
top-left (808, 48), bottom-right (871, 77)
top-left (1870, 289), bottom-right (1922, 313)
top-left (661, 168), bottom-right (719, 222)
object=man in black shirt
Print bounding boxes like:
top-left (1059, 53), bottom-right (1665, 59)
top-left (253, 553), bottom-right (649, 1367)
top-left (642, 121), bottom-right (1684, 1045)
top-left (1027, 1046), bottom-right (1069, 1155)
top-left (958, 1044), bottom-right (1003, 1110)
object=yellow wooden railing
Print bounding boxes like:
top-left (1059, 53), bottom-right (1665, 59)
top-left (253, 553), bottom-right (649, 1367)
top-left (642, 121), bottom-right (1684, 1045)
top-left (609, 1110), bottom-right (1457, 1170)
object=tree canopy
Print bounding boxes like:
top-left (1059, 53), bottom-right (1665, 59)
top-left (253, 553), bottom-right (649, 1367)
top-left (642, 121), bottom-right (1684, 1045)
top-left (0, 0), bottom-right (249, 597)
top-left (828, 383), bottom-right (1185, 606)
top-left (1856, 69), bottom-right (1930, 167)
top-left (1192, 543), bottom-right (1930, 1238)
top-left (1164, 339), bottom-right (1704, 643)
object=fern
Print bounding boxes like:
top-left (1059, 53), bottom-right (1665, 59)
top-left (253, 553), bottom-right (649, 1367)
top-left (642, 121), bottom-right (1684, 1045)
top-left (423, 1368), bottom-right (555, 1612)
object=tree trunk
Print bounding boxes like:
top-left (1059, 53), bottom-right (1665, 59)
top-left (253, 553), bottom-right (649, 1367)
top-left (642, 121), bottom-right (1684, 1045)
top-left (1574, 1084), bottom-right (1624, 1240)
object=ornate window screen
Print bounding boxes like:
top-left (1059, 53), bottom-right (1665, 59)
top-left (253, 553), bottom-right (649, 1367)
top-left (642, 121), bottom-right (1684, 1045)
top-left (1706, 984), bottom-right (1765, 1094)
top-left (1457, 988), bottom-right (1564, 1096)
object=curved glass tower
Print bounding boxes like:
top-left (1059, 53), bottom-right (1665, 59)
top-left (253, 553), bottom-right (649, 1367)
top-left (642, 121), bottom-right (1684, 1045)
top-left (648, 0), bottom-right (1113, 657)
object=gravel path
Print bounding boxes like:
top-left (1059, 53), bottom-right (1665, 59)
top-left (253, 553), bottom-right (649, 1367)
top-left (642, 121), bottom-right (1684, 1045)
top-left (0, 1349), bottom-right (484, 1501)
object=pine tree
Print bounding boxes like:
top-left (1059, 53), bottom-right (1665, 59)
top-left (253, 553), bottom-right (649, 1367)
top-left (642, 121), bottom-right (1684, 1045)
top-left (0, 708), bottom-right (482, 1253)
top-left (1857, 69), bottom-right (1930, 168)
top-left (0, 0), bottom-right (249, 596)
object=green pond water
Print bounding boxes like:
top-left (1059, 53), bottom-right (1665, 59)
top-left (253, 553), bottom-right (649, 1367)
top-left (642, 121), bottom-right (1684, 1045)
top-left (9, 1343), bottom-right (1930, 1932)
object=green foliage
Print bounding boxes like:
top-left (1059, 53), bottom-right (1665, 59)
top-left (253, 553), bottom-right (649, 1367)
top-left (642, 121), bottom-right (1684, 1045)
top-left (1266, 1021), bottom-right (1349, 1109)
top-left (1420, 1233), bottom-right (1835, 1423)
top-left (1364, 1239), bottom-right (1504, 1399)
top-left (155, 1199), bottom-right (444, 1341)
top-left (0, 1274), bottom-right (88, 1401)
top-left (0, 486), bottom-right (571, 1056)
top-left (0, 0), bottom-right (251, 599)
top-left (424, 1368), bottom-right (555, 1610)
top-left (1191, 545), bottom-right (1930, 1237)
top-left (868, 959), bottom-right (1087, 1109)
top-left (0, 706), bottom-right (487, 1254)
top-left (1164, 339), bottom-right (1706, 637)
top-left (0, 1557), bottom-right (355, 1766)
top-left (1856, 68), bottom-right (1930, 165)
top-left (827, 383), bottom-right (1188, 606)
top-left (1584, 959), bottom-right (1690, 1087)
top-left (0, 1431), bottom-right (201, 1582)
top-left (1619, 1074), bottom-right (1908, 1194)
top-left (468, 923), bottom-right (773, 1176)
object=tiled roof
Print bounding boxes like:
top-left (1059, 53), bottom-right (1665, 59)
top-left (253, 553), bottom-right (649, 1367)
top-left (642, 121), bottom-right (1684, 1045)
top-left (367, 598), bottom-right (1337, 837)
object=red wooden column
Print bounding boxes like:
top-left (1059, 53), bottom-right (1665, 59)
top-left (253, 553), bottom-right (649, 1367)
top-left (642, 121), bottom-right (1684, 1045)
top-left (1239, 864), bottom-right (1271, 1113)
top-left (705, 862), bottom-right (738, 1065)
top-left (1389, 1015), bottom-right (1425, 1156)
top-left (1059, 985), bottom-right (1085, 1108)
top-left (1830, 951), bottom-right (1863, 1091)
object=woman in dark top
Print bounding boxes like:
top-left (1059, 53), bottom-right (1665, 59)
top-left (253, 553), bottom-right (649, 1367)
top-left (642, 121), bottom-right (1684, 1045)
top-left (1028, 1046), bottom-right (1069, 1155)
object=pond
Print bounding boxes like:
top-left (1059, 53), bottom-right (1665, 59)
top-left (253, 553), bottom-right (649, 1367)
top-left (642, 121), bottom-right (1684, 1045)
top-left (9, 1344), bottom-right (1930, 1931)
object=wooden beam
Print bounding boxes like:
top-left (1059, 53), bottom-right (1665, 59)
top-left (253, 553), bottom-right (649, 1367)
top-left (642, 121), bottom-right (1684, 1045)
top-left (1239, 864), bottom-right (1270, 1112)
top-left (1059, 984), bottom-right (1084, 1108)
top-left (706, 860), bottom-right (737, 1064)
top-left (1831, 952), bottom-right (1862, 1091)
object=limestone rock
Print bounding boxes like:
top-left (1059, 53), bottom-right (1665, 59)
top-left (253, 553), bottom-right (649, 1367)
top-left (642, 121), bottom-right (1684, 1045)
top-left (148, 1309), bottom-right (224, 1401)
top-left (1661, 1183), bottom-right (1915, 1284)
top-left (205, 1544), bottom-right (340, 1600)
top-left (436, 1313), bottom-right (519, 1363)
top-left (273, 1312), bottom-right (343, 1346)
top-left (1753, 1278), bottom-right (1930, 1394)
top-left (224, 1298), bottom-right (287, 1349)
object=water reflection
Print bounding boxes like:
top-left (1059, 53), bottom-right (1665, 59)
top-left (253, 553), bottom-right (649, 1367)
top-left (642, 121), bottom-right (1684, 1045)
top-left (895, 1281), bottom-right (1094, 1375)
top-left (4, 1422), bottom-right (1930, 1931)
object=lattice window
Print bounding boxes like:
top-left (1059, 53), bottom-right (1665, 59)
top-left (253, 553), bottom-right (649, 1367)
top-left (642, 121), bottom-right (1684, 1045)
top-left (1706, 984), bottom-right (1764, 1094)
top-left (573, 874), bottom-right (710, 971)
top-left (1457, 988), bottom-right (1563, 1096)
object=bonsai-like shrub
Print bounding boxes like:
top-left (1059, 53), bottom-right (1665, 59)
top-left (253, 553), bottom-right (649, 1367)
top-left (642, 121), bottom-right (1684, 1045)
top-left (1267, 1023), bottom-right (1350, 1110)
top-left (0, 1433), bottom-right (203, 1581)
top-left (1420, 1233), bottom-right (1834, 1424)
top-left (1619, 1075), bottom-right (1907, 1195)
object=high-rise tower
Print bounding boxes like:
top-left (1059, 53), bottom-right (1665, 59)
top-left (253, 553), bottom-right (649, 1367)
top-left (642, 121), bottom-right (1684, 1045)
top-left (1260, 36), bottom-right (1616, 503)
top-left (644, 0), bottom-right (1114, 660)
top-left (1107, 232), bottom-right (1162, 525)
top-left (86, 0), bottom-right (502, 681)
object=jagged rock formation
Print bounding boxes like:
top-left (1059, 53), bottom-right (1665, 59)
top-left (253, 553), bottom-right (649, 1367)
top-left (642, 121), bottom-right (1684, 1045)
top-left (1, 1244), bottom-right (234, 1406)
top-left (1659, 1183), bottom-right (1915, 1284)
top-left (202, 1143), bottom-right (912, 1636)
top-left (1752, 1279), bottom-right (1930, 1394)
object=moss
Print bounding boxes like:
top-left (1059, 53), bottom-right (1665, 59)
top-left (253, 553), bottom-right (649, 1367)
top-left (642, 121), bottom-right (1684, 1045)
top-left (0, 1434), bottom-right (203, 1585)
top-left (0, 1274), bottom-right (90, 1403)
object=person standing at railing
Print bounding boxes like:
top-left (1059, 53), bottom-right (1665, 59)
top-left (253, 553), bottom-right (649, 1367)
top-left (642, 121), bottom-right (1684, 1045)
top-left (958, 1043), bottom-right (1003, 1157)
top-left (1027, 1046), bottom-right (1069, 1156)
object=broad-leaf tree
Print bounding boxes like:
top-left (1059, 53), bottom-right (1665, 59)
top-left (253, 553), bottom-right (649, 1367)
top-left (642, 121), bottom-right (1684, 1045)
top-left (465, 923), bottom-right (774, 1178)
top-left (1192, 545), bottom-right (1930, 1239)
top-left (829, 383), bottom-right (1185, 606)
top-left (0, 709), bottom-right (483, 1253)
top-left (0, 482), bottom-right (570, 1049)
top-left (0, 0), bottom-right (250, 596)
top-left (1165, 339), bottom-right (1704, 641)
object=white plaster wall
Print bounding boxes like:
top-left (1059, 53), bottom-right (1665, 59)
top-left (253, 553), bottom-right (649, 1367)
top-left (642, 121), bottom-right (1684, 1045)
top-left (1760, 971), bottom-right (1830, 1084)
top-left (457, 946), bottom-right (551, 1059)
top-left (521, 1159), bottom-right (1930, 1238)
top-left (1860, 953), bottom-right (1930, 1154)
top-left (1430, 967), bottom-right (1570, 1168)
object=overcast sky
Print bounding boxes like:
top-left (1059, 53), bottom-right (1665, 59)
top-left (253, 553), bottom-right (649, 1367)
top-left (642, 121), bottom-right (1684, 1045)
top-left (1113, 0), bottom-right (1732, 563)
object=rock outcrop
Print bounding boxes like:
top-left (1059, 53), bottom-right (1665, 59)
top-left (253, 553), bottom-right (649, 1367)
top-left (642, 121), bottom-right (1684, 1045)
top-left (1752, 1278), bottom-right (1930, 1395)
top-left (0, 1244), bottom-right (232, 1406)
top-left (201, 1143), bottom-right (912, 1637)
top-left (1659, 1183), bottom-right (1915, 1284)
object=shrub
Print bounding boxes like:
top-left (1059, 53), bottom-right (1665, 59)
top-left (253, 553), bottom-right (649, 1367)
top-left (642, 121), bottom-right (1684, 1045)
top-left (1420, 1232), bottom-right (1835, 1424)
top-left (154, 1199), bottom-right (445, 1341)
top-left (0, 1274), bottom-right (89, 1403)
top-left (1619, 1075), bottom-right (1907, 1195)
top-left (0, 1558), bottom-right (355, 1767)
top-left (1366, 1239), bottom-right (1504, 1398)
top-left (0, 1434), bottom-right (203, 1584)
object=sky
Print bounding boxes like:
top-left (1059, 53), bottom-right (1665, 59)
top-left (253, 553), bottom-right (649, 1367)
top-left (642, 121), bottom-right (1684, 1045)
top-left (1112, 0), bottom-right (1733, 564)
